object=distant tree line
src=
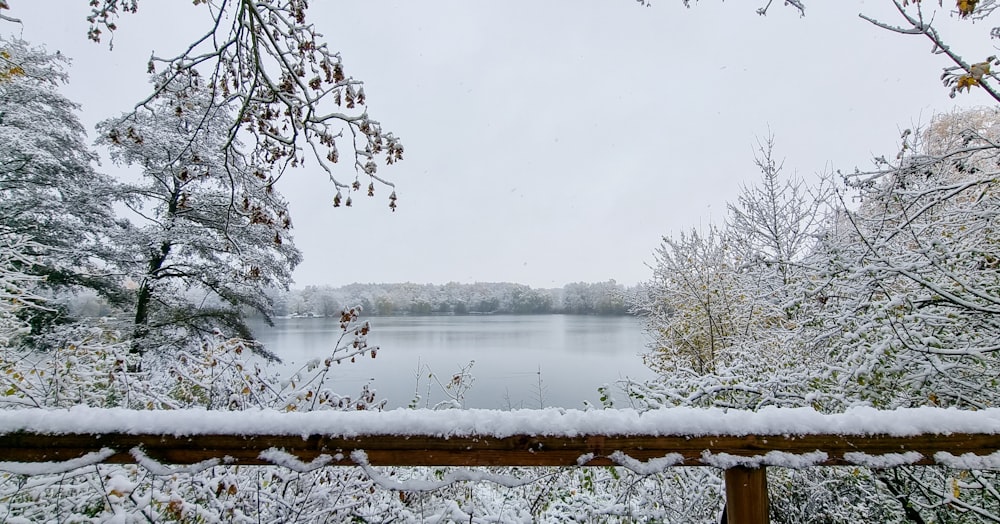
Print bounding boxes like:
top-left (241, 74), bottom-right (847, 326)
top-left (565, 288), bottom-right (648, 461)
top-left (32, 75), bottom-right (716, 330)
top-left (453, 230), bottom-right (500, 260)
top-left (266, 280), bottom-right (633, 317)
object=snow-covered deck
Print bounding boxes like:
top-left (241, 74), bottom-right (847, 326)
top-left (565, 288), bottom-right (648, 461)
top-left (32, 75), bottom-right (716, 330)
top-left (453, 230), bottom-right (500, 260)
top-left (2, 406), bottom-right (998, 524)
top-left (0, 405), bottom-right (998, 468)
top-left (5, 405), bottom-right (1000, 438)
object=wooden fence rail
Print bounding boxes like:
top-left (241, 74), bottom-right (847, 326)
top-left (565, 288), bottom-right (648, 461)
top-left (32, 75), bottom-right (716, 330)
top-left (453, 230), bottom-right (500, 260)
top-left (2, 407), bottom-right (1000, 524)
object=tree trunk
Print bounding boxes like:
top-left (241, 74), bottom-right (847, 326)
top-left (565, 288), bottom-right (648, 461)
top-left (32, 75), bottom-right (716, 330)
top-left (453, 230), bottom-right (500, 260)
top-left (130, 241), bottom-right (170, 355)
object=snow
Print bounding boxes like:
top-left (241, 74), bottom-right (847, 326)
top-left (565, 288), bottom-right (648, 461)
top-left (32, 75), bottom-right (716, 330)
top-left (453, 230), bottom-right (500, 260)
top-left (104, 473), bottom-right (138, 502)
top-left (844, 451), bottom-right (924, 468)
top-left (934, 450), bottom-right (1000, 469)
top-left (608, 451), bottom-right (685, 474)
top-left (0, 448), bottom-right (115, 475)
top-left (258, 448), bottom-right (333, 473)
top-left (351, 450), bottom-right (533, 490)
top-left (131, 448), bottom-right (223, 475)
top-left (1, 405), bottom-right (999, 439)
top-left (700, 450), bottom-right (829, 469)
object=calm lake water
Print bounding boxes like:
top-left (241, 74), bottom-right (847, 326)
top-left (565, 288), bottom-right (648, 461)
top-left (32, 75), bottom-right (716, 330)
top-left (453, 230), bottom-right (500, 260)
top-left (250, 315), bottom-right (657, 409)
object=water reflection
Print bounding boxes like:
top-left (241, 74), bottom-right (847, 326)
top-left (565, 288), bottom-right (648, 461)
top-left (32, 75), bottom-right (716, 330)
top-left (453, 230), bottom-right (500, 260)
top-left (250, 315), bottom-right (656, 409)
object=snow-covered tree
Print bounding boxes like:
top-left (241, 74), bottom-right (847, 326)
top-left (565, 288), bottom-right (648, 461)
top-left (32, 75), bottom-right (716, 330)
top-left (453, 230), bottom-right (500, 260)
top-left (560, 281), bottom-right (627, 315)
top-left (97, 72), bottom-right (302, 355)
top-left (0, 37), bottom-right (121, 322)
top-left (778, 106), bottom-right (1000, 523)
top-left (819, 108), bottom-right (1000, 411)
top-left (635, 226), bottom-right (745, 375)
top-left (633, 139), bottom-right (831, 386)
top-left (621, 139), bottom-right (916, 521)
top-left (0, 231), bottom-right (45, 347)
top-left (625, 113), bottom-right (1000, 521)
top-left (727, 136), bottom-right (830, 288)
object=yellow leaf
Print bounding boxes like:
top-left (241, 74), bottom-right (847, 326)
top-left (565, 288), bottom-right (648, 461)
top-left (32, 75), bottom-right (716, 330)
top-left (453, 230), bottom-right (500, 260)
top-left (957, 75), bottom-right (979, 93)
top-left (958, 0), bottom-right (979, 17)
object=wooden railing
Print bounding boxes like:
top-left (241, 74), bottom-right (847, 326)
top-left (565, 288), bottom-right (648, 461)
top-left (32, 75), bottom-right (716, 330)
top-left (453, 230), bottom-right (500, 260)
top-left (2, 407), bottom-right (1000, 524)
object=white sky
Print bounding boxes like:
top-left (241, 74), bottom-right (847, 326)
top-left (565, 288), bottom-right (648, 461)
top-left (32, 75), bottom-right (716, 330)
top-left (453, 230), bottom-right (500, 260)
top-left (4, 1), bottom-right (993, 288)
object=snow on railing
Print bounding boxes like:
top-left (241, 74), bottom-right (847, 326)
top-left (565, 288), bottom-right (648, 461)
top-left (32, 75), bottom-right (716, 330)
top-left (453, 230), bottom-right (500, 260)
top-left (2, 406), bottom-right (1000, 524)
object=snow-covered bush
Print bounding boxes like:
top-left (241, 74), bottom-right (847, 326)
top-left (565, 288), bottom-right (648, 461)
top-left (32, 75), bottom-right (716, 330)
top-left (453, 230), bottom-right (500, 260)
top-left (0, 232), bottom-right (45, 348)
top-left (628, 115), bottom-right (1000, 521)
top-left (0, 305), bottom-right (400, 522)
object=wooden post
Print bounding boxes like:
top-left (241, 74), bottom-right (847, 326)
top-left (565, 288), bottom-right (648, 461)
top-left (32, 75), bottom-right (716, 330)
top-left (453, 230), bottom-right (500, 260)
top-left (724, 466), bottom-right (769, 524)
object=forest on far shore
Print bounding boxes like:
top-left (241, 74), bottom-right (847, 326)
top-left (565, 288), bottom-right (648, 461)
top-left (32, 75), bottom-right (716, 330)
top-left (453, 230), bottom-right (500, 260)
top-left (63, 280), bottom-right (634, 319)
top-left (268, 280), bottom-right (633, 317)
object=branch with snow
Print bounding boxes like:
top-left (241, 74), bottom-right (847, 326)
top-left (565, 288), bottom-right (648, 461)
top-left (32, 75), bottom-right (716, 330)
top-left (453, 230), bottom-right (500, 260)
top-left (350, 450), bottom-right (540, 492)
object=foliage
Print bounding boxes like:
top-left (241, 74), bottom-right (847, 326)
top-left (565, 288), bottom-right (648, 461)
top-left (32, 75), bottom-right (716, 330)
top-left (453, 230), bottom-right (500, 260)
top-left (626, 111), bottom-right (1000, 521)
top-left (97, 72), bottom-right (302, 356)
top-left (768, 468), bottom-right (905, 524)
top-left (0, 307), bottom-right (385, 521)
top-left (635, 225), bottom-right (748, 375)
top-left (824, 109), bottom-right (1000, 411)
top-left (855, 1), bottom-right (1000, 103)
top-left (0, 37), bottom-right (121, 319)
top-left (561, 280), bottom-right (629, 315)
top-left (0, 306), bottom-right (380, 409)
top-left (276, 280), bottom-right (631, 318)
top-left (0, 231), bottom-right (44, 347)
top-left (632, 140), bottom-right (829, 382)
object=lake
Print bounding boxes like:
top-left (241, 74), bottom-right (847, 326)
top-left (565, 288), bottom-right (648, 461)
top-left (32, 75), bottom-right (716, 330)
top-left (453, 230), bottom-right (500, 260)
top-left (250, 315), bottom-right (657, 409)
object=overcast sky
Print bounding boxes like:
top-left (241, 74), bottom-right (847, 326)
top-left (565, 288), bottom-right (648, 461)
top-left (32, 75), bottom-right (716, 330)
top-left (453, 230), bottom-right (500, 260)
top-left (4, 1), bottom-right (993, 288)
